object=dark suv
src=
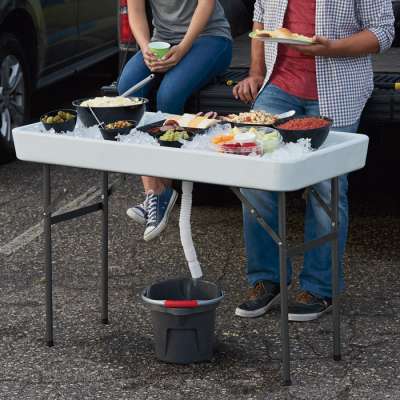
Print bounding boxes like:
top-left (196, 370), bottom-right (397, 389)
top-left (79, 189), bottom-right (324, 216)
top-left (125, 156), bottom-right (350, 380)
top-left (0, 0), bottom-right (118, 161)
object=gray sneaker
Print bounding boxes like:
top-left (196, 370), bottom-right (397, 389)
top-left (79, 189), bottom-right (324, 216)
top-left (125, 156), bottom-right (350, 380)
top-left (143, 187), bottom-right (178, 241)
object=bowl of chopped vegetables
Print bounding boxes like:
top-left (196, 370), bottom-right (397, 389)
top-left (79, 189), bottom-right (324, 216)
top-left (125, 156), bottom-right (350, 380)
top-left (273, 116), bottom-right (333, 149)
top-left (158, 129), bottom-right (192, 148)
top-left (40, 109), bottom-right (77, 133)
top-left (99, 119), bottom-right (137, 141)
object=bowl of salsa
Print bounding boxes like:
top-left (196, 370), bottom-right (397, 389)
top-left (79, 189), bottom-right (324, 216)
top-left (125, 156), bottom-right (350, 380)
top-left (274, 116), bottom-right (333, 149)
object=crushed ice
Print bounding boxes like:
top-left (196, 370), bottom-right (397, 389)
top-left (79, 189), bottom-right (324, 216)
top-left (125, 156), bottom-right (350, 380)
top-left (181, 123), bottom-right (232, 151)
top-left (262, 138), bottom-right (313, 162)
top-left (34, 112), bottom-right (314, 161)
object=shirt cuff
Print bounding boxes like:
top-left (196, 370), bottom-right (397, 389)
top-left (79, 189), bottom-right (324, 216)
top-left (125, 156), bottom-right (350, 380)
top-left (368, 27), bottom-right (393, 53)
top-left (253, 18), bottom-right (264, 24)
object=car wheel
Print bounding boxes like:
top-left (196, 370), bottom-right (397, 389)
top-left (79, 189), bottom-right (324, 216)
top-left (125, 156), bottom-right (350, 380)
top-left (0, 33), bottom-right (30, 162)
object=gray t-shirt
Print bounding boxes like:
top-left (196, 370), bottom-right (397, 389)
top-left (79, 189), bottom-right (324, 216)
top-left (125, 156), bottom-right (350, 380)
top-left (150, 0), bottom-right (232, 44)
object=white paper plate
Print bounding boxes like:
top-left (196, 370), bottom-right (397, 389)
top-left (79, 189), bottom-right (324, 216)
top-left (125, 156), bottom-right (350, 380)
top-left (249, 31), bottom-right (314, 45)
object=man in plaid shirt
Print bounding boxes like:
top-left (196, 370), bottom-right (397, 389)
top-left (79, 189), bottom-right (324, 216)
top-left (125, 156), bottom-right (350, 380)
top-left (234, 0), bottom-right (395, 321)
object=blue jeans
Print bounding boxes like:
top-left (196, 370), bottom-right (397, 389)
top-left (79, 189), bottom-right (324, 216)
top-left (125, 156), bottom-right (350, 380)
top-left (117, 36), bottom-right (232, 114)
top-left (242, 84), bottom-right (360, 298)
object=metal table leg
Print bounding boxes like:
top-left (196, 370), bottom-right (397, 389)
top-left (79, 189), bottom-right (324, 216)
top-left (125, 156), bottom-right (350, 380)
top-left (43, 164), bottom-right (54, 347)
top-left (278, 192), bottom-right (291, 386)
top-left (331, 177), bottom-right (341, 361)
top-left (235, 182), bottom-right (342, 384)
top-left (101, 171), bottom-right (109, 325)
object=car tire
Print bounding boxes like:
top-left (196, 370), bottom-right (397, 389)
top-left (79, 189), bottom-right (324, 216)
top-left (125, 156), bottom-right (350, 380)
top-left (0, 33), bottom-right (31, 162)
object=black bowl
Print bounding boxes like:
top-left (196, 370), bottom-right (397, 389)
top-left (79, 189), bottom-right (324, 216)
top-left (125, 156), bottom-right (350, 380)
top-left (158, 139), bottom-right (183, 148)
top-left (40, 109), bottom-right (77, 133)
top-left (99, 120), bottom-right (137, 141)
top-left (273, 116), bottom-right (333, 149)
top-left (72, 97), bottom-right (148, 128)
top-left (157, 130), bottom-right (194, 148)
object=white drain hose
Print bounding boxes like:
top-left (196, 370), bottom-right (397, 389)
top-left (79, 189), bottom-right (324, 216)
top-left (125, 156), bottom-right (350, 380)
top-left (179, 181), bottom-right (203, 279)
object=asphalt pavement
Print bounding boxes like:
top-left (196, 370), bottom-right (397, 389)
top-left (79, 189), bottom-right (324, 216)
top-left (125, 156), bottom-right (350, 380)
top-left (1, 58), bottom-right (400, 399)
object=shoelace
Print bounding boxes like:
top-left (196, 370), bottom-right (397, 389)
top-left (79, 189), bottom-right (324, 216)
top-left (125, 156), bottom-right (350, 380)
top-left (146, 192), bottom-right (158, 225)
top-left (140, 193), bottom-right (150, 212)
top-left (296, 291), bottom-right (314, 304)
top-left (248, 282), bottom-right (265, 301)
top-left (295, 291), bottom-right (328, 306)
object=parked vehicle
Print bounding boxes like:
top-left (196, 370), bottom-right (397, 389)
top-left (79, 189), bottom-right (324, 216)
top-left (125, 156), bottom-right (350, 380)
top-left (0, 0), bottom-right (118, 162)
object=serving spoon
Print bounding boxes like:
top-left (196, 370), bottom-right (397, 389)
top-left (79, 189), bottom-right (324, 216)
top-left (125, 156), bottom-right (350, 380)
top-left (88, 105), bottom-right (105, 129)
top-left (275, 110), bottom-right (296, 120)
top-left (121, 74), bottom-right (155, 98)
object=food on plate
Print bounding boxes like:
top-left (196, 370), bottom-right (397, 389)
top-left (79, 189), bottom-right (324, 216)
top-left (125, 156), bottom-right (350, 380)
top-left (105, 120), bottom-right (133, 130)
top-left (220, 141), bottom-right (263, 156)
top-left (211, 127), bottom-right (264, 156)
top-left (278, 117), bottom-right (330, 130)
top-left (160, 120), bottom-right (181, 132)
top-left (41, 111), bottom-right (75, 124)
top-left (80, 96), bottom-right (144, 108)
top-left (212, 133), bottom-right (235, 144)
top-left (163, 119), bottom-right (180, 126)
top-left (211, 126), bottom-right (282, 155)
top-left (223, 111), bottom-right (277, 125)
top-left (168, 113), bottom-right (218, 129)
top-left (159, 130), bottom-right (190, 141)
top-left (254, 28), bottom-right (314, 43)
top-left (234, 131), bottom-right (256, 143)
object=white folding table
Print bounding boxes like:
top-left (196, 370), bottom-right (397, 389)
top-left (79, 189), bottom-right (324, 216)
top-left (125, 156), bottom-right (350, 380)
top-left (13, 120), bottom-right (369, 385)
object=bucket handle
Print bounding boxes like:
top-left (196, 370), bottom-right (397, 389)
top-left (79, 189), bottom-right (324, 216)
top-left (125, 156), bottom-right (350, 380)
top-left (142, 290), bottom-right (224, 308)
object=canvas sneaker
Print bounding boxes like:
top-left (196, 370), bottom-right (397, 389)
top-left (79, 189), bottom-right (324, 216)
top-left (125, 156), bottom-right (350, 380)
top-left (235, 280), bottom-right (282, 318)
top-left (288, 291), bottom-right (332, 322)
top-left (143, 187), bottom-right (178, 241)
top-left (126, 194), bottom-right (150, 225)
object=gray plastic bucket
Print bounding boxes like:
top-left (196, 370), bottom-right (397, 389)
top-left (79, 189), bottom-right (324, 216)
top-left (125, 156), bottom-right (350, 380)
top-left (142, 278), bottom-right (224, 364)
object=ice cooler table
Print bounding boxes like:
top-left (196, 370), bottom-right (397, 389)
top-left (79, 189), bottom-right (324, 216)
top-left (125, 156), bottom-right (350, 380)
top-left (13, 119), bottom-right (369, 385)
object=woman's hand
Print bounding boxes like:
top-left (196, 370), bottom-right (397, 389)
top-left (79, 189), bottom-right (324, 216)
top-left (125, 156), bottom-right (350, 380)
top-left (290, 36), bottom-right (335, 57)
top-left (150, 45), bottom-right (188, 73)
top-left (142, 44), bottom-right (159, 70)
top-left (233, 75), bottom-right (265, 103)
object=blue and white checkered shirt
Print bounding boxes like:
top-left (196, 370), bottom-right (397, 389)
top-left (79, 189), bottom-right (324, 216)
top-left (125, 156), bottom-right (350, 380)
top-left (253, 0), bottom-right (395, 127)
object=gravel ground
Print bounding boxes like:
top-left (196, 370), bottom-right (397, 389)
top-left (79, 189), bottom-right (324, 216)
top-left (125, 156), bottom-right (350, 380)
top-left (1, 159), bottom-right (400, 400)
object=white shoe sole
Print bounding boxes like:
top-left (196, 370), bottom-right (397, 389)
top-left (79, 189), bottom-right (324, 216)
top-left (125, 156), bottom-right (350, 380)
top-left (126, 208), bottom-right (146, 225)
top-left (143, 190), bottom-right (178, 242)
top-left (288, 305), bottom-right (333, 322)
top-left (235, 291), bottom-right (282, 318)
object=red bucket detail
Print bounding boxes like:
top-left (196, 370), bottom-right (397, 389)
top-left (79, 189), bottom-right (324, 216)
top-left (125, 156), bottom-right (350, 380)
top-left (165, 300), bottom-right (199, 308)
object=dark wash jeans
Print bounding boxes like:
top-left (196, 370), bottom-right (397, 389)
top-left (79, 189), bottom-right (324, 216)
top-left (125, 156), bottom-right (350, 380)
top-left (242, 83), bottom-right (360, 298)
top-left (118, 35), bottom-right (232, 114)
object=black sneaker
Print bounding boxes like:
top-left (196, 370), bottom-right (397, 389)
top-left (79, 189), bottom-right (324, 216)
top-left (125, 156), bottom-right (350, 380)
top-left (235, 281), bottom-right (281, 318)
top-left (288, 291), bottom-right (332, 322)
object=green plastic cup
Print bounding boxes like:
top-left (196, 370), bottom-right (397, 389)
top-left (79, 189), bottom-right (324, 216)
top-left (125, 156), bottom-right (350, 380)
top-left (148, 41), bottom-right (171, 59)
